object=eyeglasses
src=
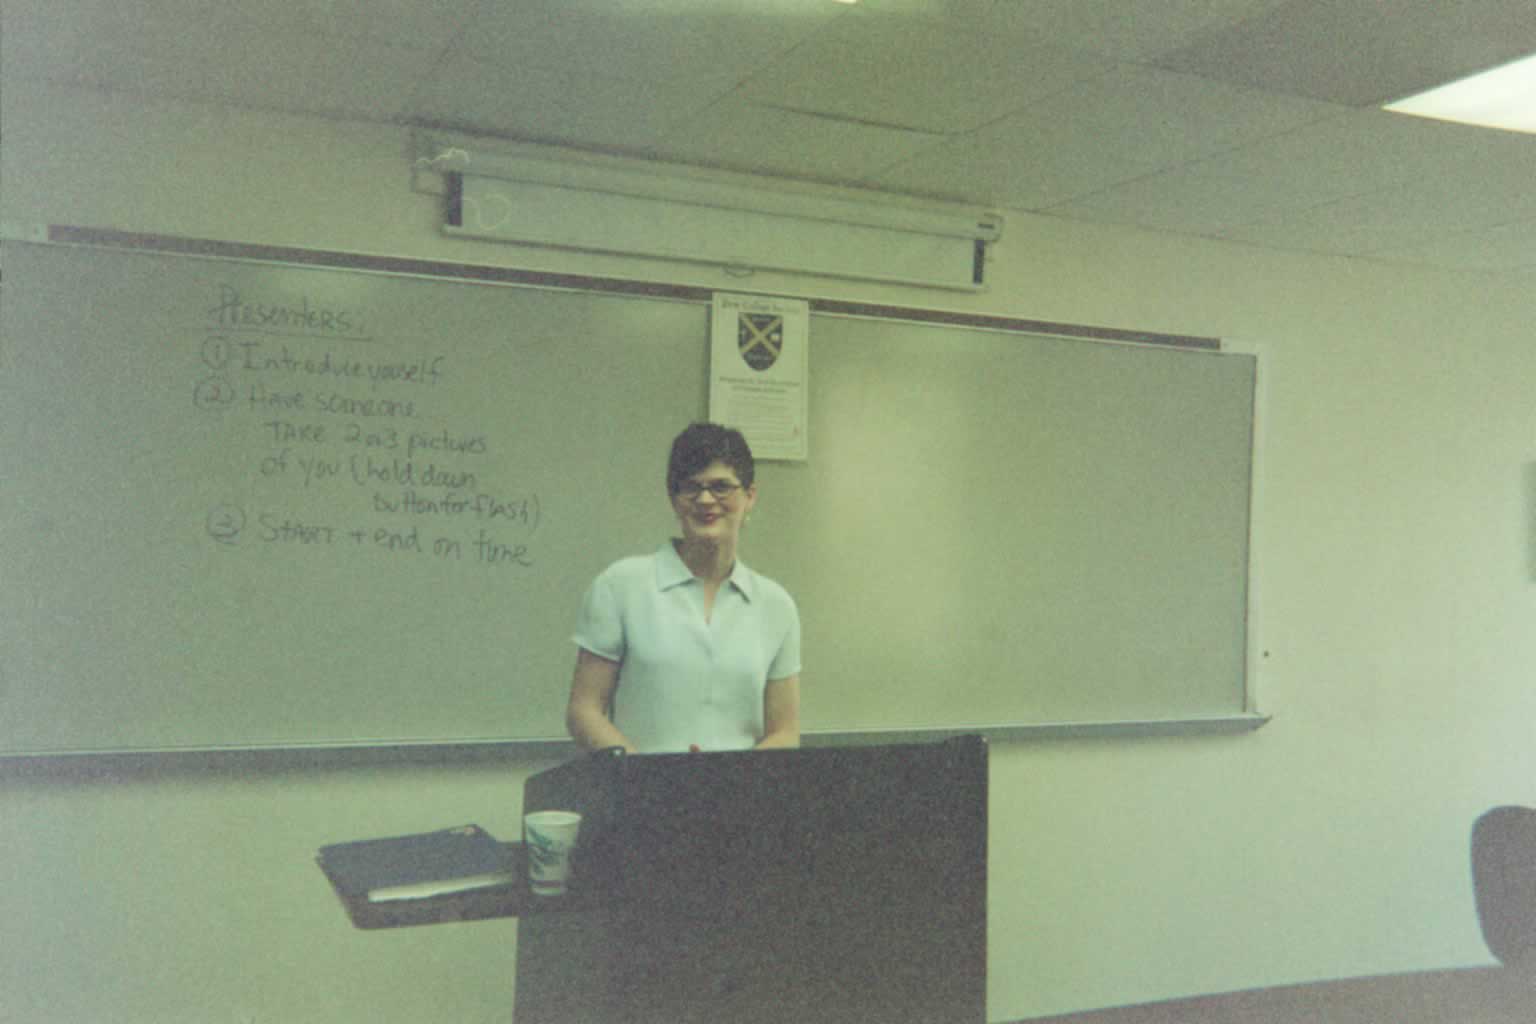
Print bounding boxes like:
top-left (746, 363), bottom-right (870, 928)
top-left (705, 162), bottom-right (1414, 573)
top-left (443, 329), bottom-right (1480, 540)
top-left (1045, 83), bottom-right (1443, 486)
top-left (675, 480), bottom-right (744, 501)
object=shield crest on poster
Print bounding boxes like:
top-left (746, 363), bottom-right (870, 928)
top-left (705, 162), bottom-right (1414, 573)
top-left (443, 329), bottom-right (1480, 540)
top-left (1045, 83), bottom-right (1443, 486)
top-left (738, 313), bottom-right (783, 371)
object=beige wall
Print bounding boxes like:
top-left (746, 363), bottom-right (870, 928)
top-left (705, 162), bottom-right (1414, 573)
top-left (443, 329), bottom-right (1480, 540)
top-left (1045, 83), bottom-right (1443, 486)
top-left (4, 81), bottom-right (1536, 1023)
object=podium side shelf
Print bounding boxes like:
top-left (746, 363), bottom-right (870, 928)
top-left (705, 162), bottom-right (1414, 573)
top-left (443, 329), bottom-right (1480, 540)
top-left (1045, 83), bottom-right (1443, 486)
top-left (318, 842), bottom-right (610, 929)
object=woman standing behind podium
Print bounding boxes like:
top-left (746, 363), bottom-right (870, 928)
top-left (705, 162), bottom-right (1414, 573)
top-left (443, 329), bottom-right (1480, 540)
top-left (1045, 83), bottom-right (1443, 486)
top-left (566, 423), bottom-right (802, 754)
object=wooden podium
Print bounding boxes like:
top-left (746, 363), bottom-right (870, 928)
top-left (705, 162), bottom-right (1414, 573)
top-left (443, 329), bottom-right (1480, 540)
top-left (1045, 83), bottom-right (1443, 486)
top-left (515, 736), bottom-right (989, 1024)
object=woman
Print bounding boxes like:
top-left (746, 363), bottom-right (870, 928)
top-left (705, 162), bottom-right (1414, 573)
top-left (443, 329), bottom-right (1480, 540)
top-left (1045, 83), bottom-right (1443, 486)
top-left (566, 422), bottom-right (801, 754)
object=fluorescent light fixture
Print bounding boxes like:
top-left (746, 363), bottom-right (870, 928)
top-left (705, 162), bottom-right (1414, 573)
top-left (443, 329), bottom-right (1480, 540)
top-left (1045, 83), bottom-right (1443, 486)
top-left (1384, 51), bottom-right (1536, 135)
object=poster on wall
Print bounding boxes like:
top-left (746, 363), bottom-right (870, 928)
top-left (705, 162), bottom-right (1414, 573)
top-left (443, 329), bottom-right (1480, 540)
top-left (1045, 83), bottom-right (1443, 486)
top-left (708, 292), bottom-right (809, 461)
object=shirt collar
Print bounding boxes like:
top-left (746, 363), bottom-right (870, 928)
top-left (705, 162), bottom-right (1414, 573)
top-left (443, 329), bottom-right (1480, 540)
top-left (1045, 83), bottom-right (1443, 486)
top-left (656, 540), bottom-right (756, 601)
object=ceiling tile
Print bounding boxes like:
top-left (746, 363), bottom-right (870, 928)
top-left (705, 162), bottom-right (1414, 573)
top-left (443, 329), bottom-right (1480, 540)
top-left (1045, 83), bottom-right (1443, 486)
top-left (1153, 0), bottom-right (1536, 106)
top-left (734, 6), bottom-right (1112, 133)
top-left (1044, 166), bottom-right (1296, 238)
top-left (1053, 107), bottom-right (1536, 248)
top-left (1, 1), bottom-right (189, 84)
top-left (408, 53), bottom-right (734, 152)
top-left (869, 64), bottom-right (1336, 208)
top-left (974, 0), bottom-right (1294, 61)
top-left (1373, 217), bottom-right (1536, 273)
top-left (2, 0), bottom-right (446, 120)
top-left (301, 41), bottom-right (449, 122)
top-left (653, 95), bottom-right (946, 183)
top-left (280, 0), bottom-right (482, 50)
top-left (1055, 108), bottom-right (1524, 229)
top-left (1218, 177), bottom-right (1536, 257)
top-left (453, 0), bottom-right (846, 89)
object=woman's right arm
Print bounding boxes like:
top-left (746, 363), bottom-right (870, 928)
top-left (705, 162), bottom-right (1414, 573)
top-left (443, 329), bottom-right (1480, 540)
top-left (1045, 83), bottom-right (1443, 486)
top-left (565, 647), bottom-right (637, 754)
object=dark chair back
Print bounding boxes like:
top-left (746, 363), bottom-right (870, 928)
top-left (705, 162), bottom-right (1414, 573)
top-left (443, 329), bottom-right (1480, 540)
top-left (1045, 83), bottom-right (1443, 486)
top-left (1472, 805), bottom-right (1536, 966)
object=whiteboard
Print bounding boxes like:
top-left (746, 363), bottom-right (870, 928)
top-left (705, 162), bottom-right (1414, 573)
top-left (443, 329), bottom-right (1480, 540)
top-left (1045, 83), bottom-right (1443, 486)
top-left (0, 238), bottom-right (1258, 754)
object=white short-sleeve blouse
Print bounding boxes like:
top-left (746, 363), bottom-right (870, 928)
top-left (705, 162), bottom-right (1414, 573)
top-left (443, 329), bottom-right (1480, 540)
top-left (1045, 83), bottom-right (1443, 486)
top-left (572, 541), bottom-right (801, 753)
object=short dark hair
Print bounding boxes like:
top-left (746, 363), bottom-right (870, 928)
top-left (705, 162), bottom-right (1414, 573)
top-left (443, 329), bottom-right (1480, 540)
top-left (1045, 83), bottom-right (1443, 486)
top-left (667, 422), bottom-right (755, 495)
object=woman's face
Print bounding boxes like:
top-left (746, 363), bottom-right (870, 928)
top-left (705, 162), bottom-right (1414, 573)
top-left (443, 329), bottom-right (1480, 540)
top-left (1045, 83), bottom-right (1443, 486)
top-left (671, 459), bottom-right (756, 546)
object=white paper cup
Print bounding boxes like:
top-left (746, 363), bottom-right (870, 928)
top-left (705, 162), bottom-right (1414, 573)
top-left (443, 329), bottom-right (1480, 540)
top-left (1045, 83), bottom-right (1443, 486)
top-left (524, 811), bottom-right (582, 896)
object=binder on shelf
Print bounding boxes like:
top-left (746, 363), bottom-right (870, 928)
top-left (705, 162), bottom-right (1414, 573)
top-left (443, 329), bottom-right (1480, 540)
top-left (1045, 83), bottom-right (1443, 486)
top-left (317, 824), bottom-right (515, 903)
